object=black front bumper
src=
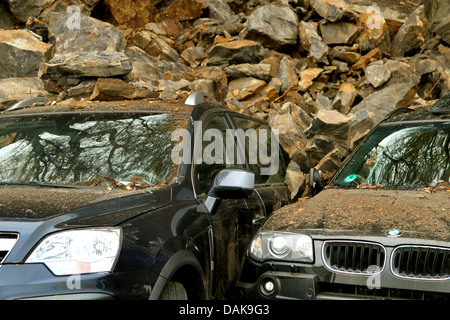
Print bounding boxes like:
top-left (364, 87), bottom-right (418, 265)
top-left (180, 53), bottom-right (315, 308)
top-left (0, 263), bottom-right (154, 300)
top-left (237, 268), bottom-right (450, 300)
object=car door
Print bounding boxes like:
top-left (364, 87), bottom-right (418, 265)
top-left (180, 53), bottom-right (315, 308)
top-left (192, 111), bottom-right (265, 299)
top-left (227, 114), bottom-right (291, 223)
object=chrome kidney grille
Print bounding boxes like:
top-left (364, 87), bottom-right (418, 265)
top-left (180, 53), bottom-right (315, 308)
top-left (322, 241), bottom-right (386, 275)
top-left (0, 233), bottom-right (19, 265)
top-left (391, 246), bottom-right (450, 280)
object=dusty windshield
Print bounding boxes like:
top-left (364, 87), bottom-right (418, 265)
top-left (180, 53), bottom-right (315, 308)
top-left (333, 121), bottom-right (450, 189)
top-left (0, 112), bottom-right (188, 189)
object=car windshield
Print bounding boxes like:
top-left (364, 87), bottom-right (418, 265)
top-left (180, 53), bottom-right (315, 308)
top-left (0, 112), bottom-right (188, 189)
top-left (333, 121), bottom-right (450, 189)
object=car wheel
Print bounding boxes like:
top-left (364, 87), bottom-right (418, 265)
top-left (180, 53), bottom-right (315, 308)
top-left (159, 281), bottom-right (188, 300)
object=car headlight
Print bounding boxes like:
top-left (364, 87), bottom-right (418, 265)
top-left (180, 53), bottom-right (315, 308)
top-left (249, 230), bottom-right (313, 263)
top-left (26, 228), bottom-right (121, 276)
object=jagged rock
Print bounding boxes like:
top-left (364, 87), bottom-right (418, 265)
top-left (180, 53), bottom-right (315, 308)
top-left (276, 57), bottom-right (299, 93)
top-left (204, 0), bottom-right (235, 21)
top-left (269, 106), bottom-right (308, 158)
top-left (391, 5), bottom-right (426, 57)
top-left (0, 77), bottom-right (46, 109)
top-left (128, 29), bottom-right (180, 62)
top-left (315, 93), bottom-right (332, 110)
top-left (90, 78), bottom-right (159, 101)
top-left (6, 0), bottom-right (100, 23)
top-left (299, 21), bottom-right (329, 63)
top-left (0, 29), bottom-right (53, 79)
top-left (298, 68), bottom-right (323, 92)
top-left (192, 79), bottom-right (216, 98)
top-left (424, 0), bottom-right (450, 45)
top-left (354, 9), bottom-right (391, 53)
top-left (228, 77), bottom-right (266, 101)
top-left (332, 82), bottom-right (357, 114)
top-left (67, 80), bottom-right (97, 98)
top-left (41, 52), bottom-right (132, 79)
top-left (125, 46), bottom-right (191, 83)
top-left (39, 53), bottom-right (132, 94)
top-left (319, 22), bottom-right (361, 45)
top-left (306, 134), bottom-right (335, 165)
top-left (206, 39), bottom-right (266, 67)
top-left (291, 149), bottom-right (311, 173)
top-left (181, 46), bottom-right (207, 68)
top-left (352, 48), bottom-right (381, 70)
top-left (305, 109), bottom-right (351, 141)
top-left (152, 19), bottom-right (185, 38)
top-left (330, 45), bottom-right (360, 65)
top-left (315, 148), bottom-right (342, 172)
top-left (193, 65), bottom-right (228, 90)
top-left (192, 16), bottom-right (245, 36)
top-left (310, 0), bottom-right (355, 22)
top-left (156, 0), bottom-right (203, 22)
top-left (104, 0), bottom-right (155, 28)
top-left (350, 83), bottom-right (418, 123)
top-left (47, 12), bottom-right (125, 54)
top-left (244, 3), bottom-right (299, 49)
top-left (224, 63), bottom-right (271, 81)
top-left (284, 161), bottom-right (306, 200)
top-left (364, 60), bottom-right (391, 88)
top-left (348, 109), bottom-right (376, 149)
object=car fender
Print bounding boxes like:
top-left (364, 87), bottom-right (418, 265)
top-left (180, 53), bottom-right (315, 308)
top-left (149, 250), bottom-right (206, 300)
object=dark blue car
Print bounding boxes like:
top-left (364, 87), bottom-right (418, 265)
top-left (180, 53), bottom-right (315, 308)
top-left (0, 93), bottom-right (290, 300)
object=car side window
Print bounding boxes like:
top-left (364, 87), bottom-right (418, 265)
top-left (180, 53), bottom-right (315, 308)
top-left (230, 115), bottom-right (287, 185)
top-left (194, 114), bottom-right (242, 195)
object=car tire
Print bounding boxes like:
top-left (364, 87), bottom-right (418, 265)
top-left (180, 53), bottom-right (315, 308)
top-left (159, 281), bottom-right (188, 300)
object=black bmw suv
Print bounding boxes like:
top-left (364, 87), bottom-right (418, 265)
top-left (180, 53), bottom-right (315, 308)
top-left (0, 92), bottom-right (290, 300)
top-left (237, 94), bottom-right (450, 300)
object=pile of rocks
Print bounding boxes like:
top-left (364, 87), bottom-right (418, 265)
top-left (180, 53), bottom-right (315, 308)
top-left (0, 0), bottom-right (449, 199)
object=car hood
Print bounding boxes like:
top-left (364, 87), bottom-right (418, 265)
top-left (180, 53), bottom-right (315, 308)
top-left (0, 187), bottom-right (171, 226)
top-left (264, 188), bottom-right (450, 242)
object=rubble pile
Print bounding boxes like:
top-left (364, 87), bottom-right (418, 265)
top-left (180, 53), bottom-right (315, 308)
top-left (0, 0), bottom-right (449, 199)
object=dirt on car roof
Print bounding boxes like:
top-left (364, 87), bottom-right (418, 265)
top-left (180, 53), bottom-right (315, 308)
top-left (1, 98), bottom-right (196, 116)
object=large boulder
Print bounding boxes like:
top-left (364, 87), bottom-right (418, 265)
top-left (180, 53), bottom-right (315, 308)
top-left (0, 29), bottom-right (53, 79)
top-left (391, 5), bottom-right (426, 57)
top-left (299, 21), bottom-right (329, 64)
top-left (47, 12), bottom-right (125, 54)
top-left (40, 12), bottom-right (131, 92)
top-left (350, 83), bottom-right (418, 123)
top-left (244, 3), bottom-right (299, 50)
top-left (6, 0), bottom-right (100, 23)
top-left (206, 39), bottom-right (267, 67)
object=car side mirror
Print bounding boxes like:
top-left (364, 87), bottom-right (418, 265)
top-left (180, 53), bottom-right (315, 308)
top-left (205, 168), bottom-right (255, 213)
top-left (309, 168), bottom-right (323, 193)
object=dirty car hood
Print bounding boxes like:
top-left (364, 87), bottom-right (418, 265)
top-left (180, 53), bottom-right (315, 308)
top-left (264, 188), bottom-right (450, 241)
top-left (0, 187), bottom-right (170, 224)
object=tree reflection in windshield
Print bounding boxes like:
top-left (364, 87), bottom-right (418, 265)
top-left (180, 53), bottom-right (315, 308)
top-left (334, 122), bottom-right (450, 189)
top-left (0, 113), bottom-right (187, 189)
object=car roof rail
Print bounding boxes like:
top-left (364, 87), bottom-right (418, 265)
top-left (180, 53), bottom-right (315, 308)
top-left (185, 91), bottom-right (210, 106)
top-left (5, 97), bottom-right (46, 112)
